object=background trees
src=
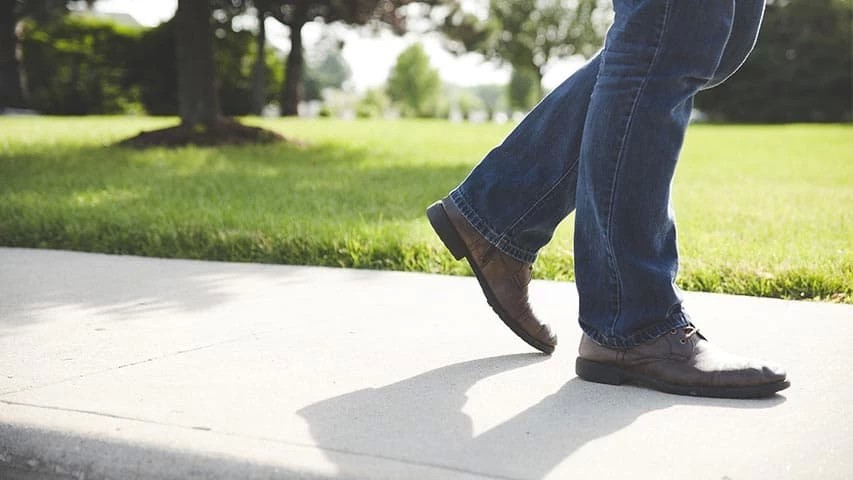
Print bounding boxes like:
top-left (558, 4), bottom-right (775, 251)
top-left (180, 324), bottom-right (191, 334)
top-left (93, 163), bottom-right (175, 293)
top-left (302, 38), bottom-right (352, 102)
top-left (695, 0), bottom-right (851, 122)
top-left (387, 43), bottom-right (440, 117)
top-left (175, 0), bottom-right (221, 127)
top-left (2, 0), bottom-right (850, 123)
top-left (0, 0), bottom-right (68, 110)
top-left (21, 16), bottom-right (140, 114)
top-left (253, 0), bottom-right (439, 116)
top-left (17, 3), bottom-right (282, 116)
top-left (119, 0), bottom-right (283, 145)
top-left (507, 67), bottom-right (539, 111)
top-left (441, 0), bottom-right (605, 104)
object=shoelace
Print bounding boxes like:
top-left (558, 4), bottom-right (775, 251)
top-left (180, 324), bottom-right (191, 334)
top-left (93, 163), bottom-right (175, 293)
top-left (670, 324), bottom-right (701, 344)
top-left (684, 325), bottom-right (700, 340)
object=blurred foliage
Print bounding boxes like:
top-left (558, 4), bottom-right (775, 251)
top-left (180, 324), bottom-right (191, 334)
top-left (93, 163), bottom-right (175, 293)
top-left (507, 66), bottom-right (539, 111)
top-left (695, 0), bottom-right (851, 122)
top-left (20, 15), bottom-right (283, 116)
top-left (469, 83), bottom-right (507, 120)
top-left (9, 0), bottom-right (851, 123)
top-left (441, 0), bottom-right (606, 102)
top-left (21, 16), bottom-right (143, 114)
top-left (356, 87), bottom-right (391, 118)
top-left (244, 0), bottom-right (440, 115)
top-left (455, 88), bottom-right (485, 119)
top-left (387, 43), bottom-right (441, 117)
top-left (303, 37), bottom-right (352, 101)
top-left (9, 0), bottom-right (69, 21)
top-left (134, 18), bottom-right (283, 116)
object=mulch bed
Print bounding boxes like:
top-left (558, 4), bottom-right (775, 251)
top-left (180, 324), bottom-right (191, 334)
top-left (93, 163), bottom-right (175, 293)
top-left (117, 118), bottom-right (289, 148)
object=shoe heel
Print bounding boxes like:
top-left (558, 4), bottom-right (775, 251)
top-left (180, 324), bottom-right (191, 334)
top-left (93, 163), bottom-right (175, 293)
top-left (426, 202), bottom-right (467, 261)
top-left (576, 358), bottom-right (626, 385)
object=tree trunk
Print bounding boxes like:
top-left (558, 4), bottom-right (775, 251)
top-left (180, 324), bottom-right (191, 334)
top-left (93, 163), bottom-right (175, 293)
top-left (0, 0), bottom-right (24, 110)
top-left (175, 0), bottom-right (221, 127)
top-left (279, 18), bottom-right (305, 117)
top-left (250, 8), bottom-right (267, 116)
top-left (533, 67), bottom-right (544, 102)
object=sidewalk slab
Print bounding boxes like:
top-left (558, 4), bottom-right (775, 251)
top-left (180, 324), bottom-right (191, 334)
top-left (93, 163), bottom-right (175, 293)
top-left (1, 247), bottom-right (851, 479)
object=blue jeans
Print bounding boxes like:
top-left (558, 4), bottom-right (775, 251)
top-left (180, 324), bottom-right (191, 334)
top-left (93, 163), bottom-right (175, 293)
top-left (448, 0), bottom-right (765, 347)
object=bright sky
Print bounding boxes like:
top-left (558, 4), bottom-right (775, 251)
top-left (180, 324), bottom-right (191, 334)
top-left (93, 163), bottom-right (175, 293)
top-left (87, 0), bottom-right (583, 91)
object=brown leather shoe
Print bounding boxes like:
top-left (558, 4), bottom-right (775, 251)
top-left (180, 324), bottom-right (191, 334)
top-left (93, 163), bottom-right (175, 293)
top-left (576, 326), bottom-right (789, 398)
top-left (427, 198), bottom-right (557, 354)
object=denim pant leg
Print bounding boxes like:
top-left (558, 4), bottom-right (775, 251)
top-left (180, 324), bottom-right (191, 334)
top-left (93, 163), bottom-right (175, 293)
top-left (574, 0), bottom-right (766, 347)
top-left (447, 0), bottom-right (763, 347)
top-left (706, 0), bottom-right (766, 90)
top-left (448, 0), bottom-right (763, 267)
top-left (449, 55), bottom-right (602, 264)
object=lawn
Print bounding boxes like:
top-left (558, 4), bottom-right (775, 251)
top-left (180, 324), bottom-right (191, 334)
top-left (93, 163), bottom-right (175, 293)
top-left (0, 116), bottom-right (850, 302)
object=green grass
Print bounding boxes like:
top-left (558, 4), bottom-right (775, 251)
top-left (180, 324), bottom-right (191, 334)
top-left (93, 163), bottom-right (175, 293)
top-left (0, 116), bottom-right (850, 302)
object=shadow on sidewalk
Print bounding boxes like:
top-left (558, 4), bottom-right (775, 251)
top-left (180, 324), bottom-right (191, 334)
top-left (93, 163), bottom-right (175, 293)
top-left (0, 248), bottom-right (315, 335)
top-left (298, 353), bottom-right (785, 479)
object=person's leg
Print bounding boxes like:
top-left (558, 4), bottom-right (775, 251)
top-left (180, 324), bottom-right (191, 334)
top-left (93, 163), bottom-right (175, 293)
top-left (426, 55), bottom-right (600, 353)
top-left (705, 0), bottom-right (766, 90)
top-left (441, 0), bottom-right (764, 266)
top-left (574, 0), bottom-right (788, 397)
top-left (447, 55), bottom-right (601, 263)
top-left (442, 0), bottom-right (766, 268)
top-left (574, 0), bottom-right (740, 347)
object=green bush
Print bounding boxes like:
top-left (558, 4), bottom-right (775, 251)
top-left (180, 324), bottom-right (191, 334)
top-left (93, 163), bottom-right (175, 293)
top-left (695, 0), bottom-right (852, 122)
top-left (21, 16), bottom-right (283, 116)
top-left (357, 88), bottom-right (390, 118)
top-left (21, 16), bottom-right (143, 114)
top-left (129, 20), bottom-right (178, 115)
top-left (131, 20), bottom-right (283, 116)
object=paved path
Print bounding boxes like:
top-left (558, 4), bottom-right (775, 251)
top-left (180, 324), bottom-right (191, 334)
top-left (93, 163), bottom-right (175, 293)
top-left (1, 248), bottom-right (851, 479)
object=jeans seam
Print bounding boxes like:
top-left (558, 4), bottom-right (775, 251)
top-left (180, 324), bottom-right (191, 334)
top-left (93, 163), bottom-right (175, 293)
top-left (702, 1), bottom-right (758, 91)
top-left (603, 0), bottom-right (673, 339)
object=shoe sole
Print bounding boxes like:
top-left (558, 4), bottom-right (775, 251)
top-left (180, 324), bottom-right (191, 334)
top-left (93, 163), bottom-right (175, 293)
top-left (576, 357), bottom-right (790, 399)
top-left (426, 201), bottom-right (555, 354)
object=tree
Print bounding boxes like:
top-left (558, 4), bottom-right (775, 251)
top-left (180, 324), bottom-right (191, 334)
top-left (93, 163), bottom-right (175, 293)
top-left (124, 13), bottom-right (282, 117)
top-left (455, 88), bottom-right (485, 120)
top-left (251, 6), bottom-right (268, 115)
top-left (471, 83), bottom-right (506, 120)
top-left (0, 0), bottom-right (68, 110)
top-left (441, 0), bottom-right (604, 102)
top-left (120, 0), bottom-right (283, 146)
top-left (695, 0), bottom-right (851, 122)
top-left (387, 42), bottom-right (440, 117)
top-left (507, 67), bottom-right (538, 111)
top-left (253, 0), bottom-right (439, 116)
top-left (356, 87), bottom-right (390, 118)
top-left (175, 0), bottom-right (221, 127)
top-left (303, 37), bottom-right (352, 101)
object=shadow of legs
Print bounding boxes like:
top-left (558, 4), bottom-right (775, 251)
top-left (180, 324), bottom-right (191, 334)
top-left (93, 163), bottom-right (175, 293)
top-left (298, 355), bottom-right (786, 478)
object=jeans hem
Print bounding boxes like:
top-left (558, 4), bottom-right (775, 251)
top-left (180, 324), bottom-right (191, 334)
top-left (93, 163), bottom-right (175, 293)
top-left (448, 190), bottom-right (539, 264)
top-left (580, 307), bottom-right (690, 348)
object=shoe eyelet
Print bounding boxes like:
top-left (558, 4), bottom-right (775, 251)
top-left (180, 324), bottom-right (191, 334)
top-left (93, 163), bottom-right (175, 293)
top-left (670, 329), bottom-right (678, 335)
top-left (679, 339), bottom-right (687, 344)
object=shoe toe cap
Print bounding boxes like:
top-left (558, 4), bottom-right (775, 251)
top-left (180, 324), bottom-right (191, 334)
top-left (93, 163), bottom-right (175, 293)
top-left (761, 364), bottom-right (787, 383)
top-left (538, 323), bottom-right (558, 346)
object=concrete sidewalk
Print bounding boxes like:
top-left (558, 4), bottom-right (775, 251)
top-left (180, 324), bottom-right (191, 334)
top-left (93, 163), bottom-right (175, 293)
top-left (1, 247), bottom-right (851, 479)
